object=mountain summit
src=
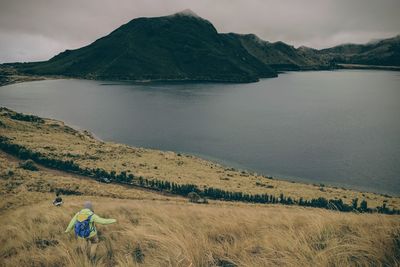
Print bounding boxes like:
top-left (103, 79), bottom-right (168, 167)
top-left (18, 11), bottom-right (278, 82)
top-left (172, 9), bottom-right (201, 18)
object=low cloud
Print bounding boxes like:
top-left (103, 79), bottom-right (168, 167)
top-left (0, 0), bottom-right (399, 62)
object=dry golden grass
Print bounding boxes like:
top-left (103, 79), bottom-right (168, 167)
top-left (1, 146), bottom-right (400, 266)
top-left (0, 107), bottom-right (398, 209)
top-left (1, 197), bottom-right (399, 267)
top-left (0, 151), bottom-right (173, 212)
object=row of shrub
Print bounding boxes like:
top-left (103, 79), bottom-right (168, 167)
top-left (0, 135), bottom-right (398, 215)
top-left (7, 112), bottom-right (45, 123)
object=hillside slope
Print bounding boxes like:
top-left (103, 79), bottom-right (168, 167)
top-left (1, 107), bottom-right (398, 210)
top-left (14, 11), bottom-right (277, 83)
top-left (1, 151), bottom-right (399, 267)
top-left (320, 35), bottom-right (400, 66)
top-left (232, 33), bottom-right (330, 71)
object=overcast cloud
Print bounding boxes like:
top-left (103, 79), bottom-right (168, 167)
top-left (0, 0), bottom-right (399, 63)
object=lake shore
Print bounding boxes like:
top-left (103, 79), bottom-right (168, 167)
top-left (1, 70), bottom-right (399, 196)
top-left (2, 63), bottom-right (399, 88)
top-left (337, 63), bottom-right (400, 71)
top-left (1, 106), bottom-right (398, 210)
top-left (0, 64), bottom-right (62, 87)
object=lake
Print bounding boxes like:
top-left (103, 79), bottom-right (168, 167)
top-left (0, 70), bottom-right (399, 195)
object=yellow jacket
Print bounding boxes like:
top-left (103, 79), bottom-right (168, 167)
top-left (65, 208), bottom-right (116, 238)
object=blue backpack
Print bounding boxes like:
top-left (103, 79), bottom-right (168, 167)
top-left (74, 212), bottom-right (94, 238)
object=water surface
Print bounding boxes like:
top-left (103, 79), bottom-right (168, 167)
top-left (1, 70), bottom-right (399, 195)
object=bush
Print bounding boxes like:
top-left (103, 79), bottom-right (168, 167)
top-left (55, 188), bottom-right (82, 195)
top-left (133, 244), bottom-right (145, 263)
top-left (19, 160), bottom-right (39, 171)
top-left (9, 112), bottom-right (44, 123)
top-left (360, 200), bottom-right (368, 212)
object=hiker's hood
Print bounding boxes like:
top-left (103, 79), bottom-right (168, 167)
top-left (79, 208), bottom-right (94, 215)
top-left (77, 208), bottom-right (94, 222)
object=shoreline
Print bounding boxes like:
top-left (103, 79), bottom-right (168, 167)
top-left (1, 106), bottom-right (399, 210)
top-left (0, 72), bottom-right (399, 197)
top-left (1, 63), bottom-right (399, 88)
top-left (337, 63), bottom-right (400, 71)
top-left (187, 149), bottom-right (398, 198)
top-left (0, 103), bottom-right (396, 198)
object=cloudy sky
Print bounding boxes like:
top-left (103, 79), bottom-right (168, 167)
top-left (0, 0), bottom-right (399, 63)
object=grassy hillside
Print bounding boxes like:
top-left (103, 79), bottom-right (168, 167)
top-left (0, 151), bottom-right (171, 212)
top-left (232, 34), bottom-right (330, 71)
top-left (1, 151), bottom-right (399, 267)
top-left (14, 11), bottom-right (276, 83)
top-left (320, 35), bottom-right (400, 66)
top-left (0, 107), bottom-right (398, 211)
top-left (0, 64), bottom-right (49, 86)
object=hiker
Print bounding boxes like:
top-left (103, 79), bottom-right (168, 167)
top-left (53, 192), bottom-right (63, 207)
top-left (65, 201), bottom-right (116, 259)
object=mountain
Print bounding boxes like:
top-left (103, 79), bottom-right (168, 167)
top-left (6, 11), bottom-right (400, 84)
top-left (230, 33), bottom-right (330, 71)
top-left (319, 35), bottom-right (400, 66)
top-left (234, 34), bottom-right (400, 69)
top-left (15, 10), bottom-right (277, 83)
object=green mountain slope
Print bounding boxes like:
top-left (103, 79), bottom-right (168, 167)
top-left (231, 33), bottom-right (331, 71)
top-left (320, 35), bottom-right (400, 66)
top-left (17, 11), bottom-right (277, 82)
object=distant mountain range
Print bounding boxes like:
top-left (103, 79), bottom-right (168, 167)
top-left (6, 10), bottom-right (400, 83)
top-left (320, 35), bottom-right (400, 66)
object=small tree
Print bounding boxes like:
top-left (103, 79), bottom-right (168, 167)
top-left (351, 198), bottom-right (358, 210)
top-left (360, 199), bottom-right (368, 212)
top-left (127, 174), bottom-right (134, 184)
